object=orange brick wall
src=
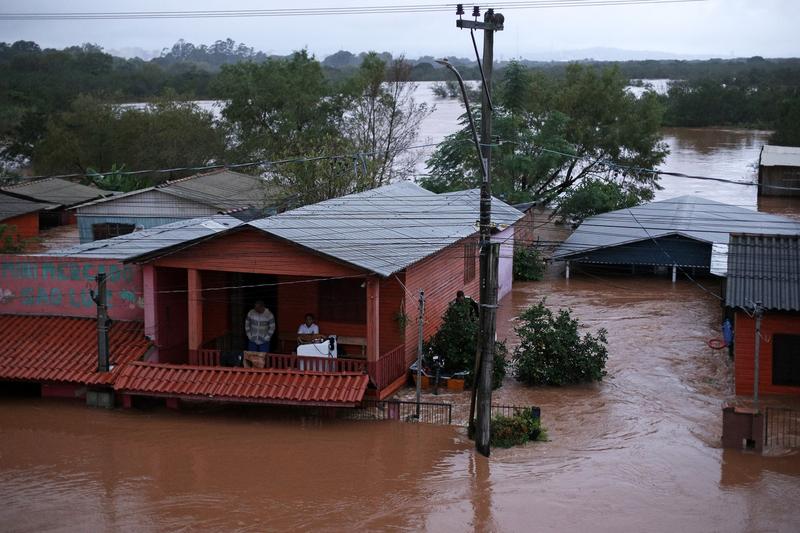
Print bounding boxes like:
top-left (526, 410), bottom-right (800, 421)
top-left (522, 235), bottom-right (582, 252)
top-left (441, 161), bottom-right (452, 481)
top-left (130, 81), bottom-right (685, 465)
top-left (1, 212), bottom-right (39, 246)
top-left (403, 236), bottom-right (480, 364)
top-left (734, 310), bottom-right (800, 396)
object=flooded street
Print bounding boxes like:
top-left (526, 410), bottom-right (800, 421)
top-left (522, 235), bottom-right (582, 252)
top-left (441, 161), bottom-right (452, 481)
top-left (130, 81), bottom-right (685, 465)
top-left (2, 86), bottom-right (799, 532)
top-left (3, 275), bottom-right (800, 532)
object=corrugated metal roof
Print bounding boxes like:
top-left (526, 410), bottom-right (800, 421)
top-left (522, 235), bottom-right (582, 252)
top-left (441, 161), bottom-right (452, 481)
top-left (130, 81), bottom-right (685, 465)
top-left (247, 181), bottom-right (524, 277)
top-left (725, 233), bottom-right (800, 311)
top-left (74, 169), bottom-right (284, 214)
top-left (114, 362), bottom-right (369, 406)
top-left (0, 315), bottom-right (149, 385)
top-left (0, 192), bottom-right (46, 222)
top-left (46, 215), bottom-right (242, 260)
top-left (554, 196), bottom-right (800, 269)
top-left (760, 145), bottom-right (800, 168)
top-left (2, 178), bottom-right (113, 207)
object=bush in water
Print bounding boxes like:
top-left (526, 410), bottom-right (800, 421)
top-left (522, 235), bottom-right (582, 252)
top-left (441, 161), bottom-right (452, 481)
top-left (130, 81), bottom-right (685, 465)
top-left (513, 299), bottom-right (608, 386)
top-left (490, 408), bottom-right (547, 448)
top-left (513, 245), bottom-right (546, 281)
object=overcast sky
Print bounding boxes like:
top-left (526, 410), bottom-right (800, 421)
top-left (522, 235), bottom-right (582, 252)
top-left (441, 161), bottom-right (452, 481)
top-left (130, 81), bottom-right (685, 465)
top-left (1, 0), bottom-right (798, 61)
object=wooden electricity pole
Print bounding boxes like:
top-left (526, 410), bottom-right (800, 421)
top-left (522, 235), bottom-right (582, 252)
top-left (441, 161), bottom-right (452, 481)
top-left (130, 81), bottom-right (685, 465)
top-left (457, 5), bottom-right (504, 457)
top-left (91, 272), bottom-right (110, 373)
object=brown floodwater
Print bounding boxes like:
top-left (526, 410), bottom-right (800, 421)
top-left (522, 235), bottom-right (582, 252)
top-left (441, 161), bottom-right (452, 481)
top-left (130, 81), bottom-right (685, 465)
top-left (3, 273), bottom-right (800, 532)
top-left (3, 127), bottom-right (800, 531)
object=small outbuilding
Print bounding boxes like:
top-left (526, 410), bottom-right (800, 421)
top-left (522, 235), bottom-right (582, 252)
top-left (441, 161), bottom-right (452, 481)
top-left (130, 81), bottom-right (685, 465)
top-left (758, 145), bottom-right (800, 197)
top-left (726, 233), bottom-right (800, 396)
top-left (553, 195), bottom-right (800, 280)
top-left (1, 177), bottom-right (112, 229)
top-left (72, 169), bottom-right (286, 243)
top-left (0, 192), bottom-right (48, 249)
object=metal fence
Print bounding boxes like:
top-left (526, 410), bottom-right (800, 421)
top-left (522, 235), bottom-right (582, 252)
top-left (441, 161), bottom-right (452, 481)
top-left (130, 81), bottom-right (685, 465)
top-left (765, 407), bottom-right (800, 449)
top-left (342, 399), bottom-right (453, 425)
top-left (341, 401), bottom-right (541, 427)
top-left (491, 404), bottom-right (541, 421)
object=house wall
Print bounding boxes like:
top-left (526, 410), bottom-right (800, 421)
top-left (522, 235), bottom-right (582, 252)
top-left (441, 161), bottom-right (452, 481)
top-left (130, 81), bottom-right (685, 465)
top-left (493, 225), bottom-right (514, 301)
top-left (76, 189), bottom-right (220, 243)
top-left (514, 207), bottom-right (536, 249)
top-left (1, 212), bottom-right (39, 244)
top-left (153, 266), bottom-right (188, 363)
top-left (154, 227), bottom-right (364, 278)
top-left (759, 165), bottom-right (800, 197)
top-left (403, 235), bottom-right (480, 365)
top-left (274, 274), bottom-right (404, 356)
top-left (0, 254), bottom-right (143, 321)
top-left (734, 310), bottom-right (800, 396)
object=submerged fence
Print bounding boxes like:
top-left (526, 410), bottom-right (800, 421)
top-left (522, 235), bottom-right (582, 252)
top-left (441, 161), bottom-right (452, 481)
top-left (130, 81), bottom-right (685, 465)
top-left (342, 399), bottom-right (453, 425)
top-left (764, 407), bottom-right (800, 449)
top-left (342, 400), bottom-right (541, 427)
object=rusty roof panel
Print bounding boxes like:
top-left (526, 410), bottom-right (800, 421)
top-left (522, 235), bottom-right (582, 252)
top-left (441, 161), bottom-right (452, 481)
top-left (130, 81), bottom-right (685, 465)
top-left (114, 362), bottom-right (369, 407)
top-left (0, 315), bottom-right (150, 385)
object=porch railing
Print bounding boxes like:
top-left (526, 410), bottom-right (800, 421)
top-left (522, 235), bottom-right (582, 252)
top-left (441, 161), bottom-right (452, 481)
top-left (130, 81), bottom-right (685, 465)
top-left (368, 344), bottom-right (407, 391)
top-left (261, 353), bottom-right (367, 373)
top-left (191, 349), bottom-right (221, 366)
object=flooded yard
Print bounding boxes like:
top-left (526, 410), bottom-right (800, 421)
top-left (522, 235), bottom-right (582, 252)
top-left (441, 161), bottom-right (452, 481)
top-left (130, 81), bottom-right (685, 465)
top-left (2, 273), bottom-right (800, 532)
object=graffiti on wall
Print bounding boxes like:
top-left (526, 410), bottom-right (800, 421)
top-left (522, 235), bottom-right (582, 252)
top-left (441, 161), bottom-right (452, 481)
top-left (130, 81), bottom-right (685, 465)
top-left (0, 257), bottom-right (144, 320)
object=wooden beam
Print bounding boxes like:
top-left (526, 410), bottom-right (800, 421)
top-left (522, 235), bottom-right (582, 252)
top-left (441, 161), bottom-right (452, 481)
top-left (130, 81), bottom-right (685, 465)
top-left (366, 277), bottom-right (380, 363)
top-left (187, 268), bottom-right (203, 359)
top-left (143, 265), bottom-right (157, 341)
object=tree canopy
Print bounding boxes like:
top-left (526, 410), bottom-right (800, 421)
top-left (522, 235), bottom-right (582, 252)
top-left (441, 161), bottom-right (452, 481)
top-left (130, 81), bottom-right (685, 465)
top-left (421, 62), bottom-right (668, 212)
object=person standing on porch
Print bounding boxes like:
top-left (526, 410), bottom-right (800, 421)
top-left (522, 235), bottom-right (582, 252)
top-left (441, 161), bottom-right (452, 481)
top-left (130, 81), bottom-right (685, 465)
top-left (245, 300), bottom-right (275, 353)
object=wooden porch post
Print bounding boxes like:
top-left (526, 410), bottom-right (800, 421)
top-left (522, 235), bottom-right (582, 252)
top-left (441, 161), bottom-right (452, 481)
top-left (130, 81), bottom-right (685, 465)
top-left (366, 277), bottom-right (380, 363)
top-left (143, 265), bottom-right (157, 342)
top-left (188, 268), bottom-right (203, 364)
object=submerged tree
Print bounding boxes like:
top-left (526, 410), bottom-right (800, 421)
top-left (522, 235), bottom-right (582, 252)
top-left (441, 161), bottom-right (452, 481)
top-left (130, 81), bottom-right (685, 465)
top-left (32, 95), bottom-right (224, 188)
top-left (421, 62), bottom-right (668, 209)
top-left (215, 50), bottom-right (431, 204)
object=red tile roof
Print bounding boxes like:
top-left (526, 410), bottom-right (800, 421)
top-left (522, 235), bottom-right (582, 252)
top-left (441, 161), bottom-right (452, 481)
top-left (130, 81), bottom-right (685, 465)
top-left (0, 315), bottom-right (150, 385)
top-left (114, 362), bottom-right (369, 407)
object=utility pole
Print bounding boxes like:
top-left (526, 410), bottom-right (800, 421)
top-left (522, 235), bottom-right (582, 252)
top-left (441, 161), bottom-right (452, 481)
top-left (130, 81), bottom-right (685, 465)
top-left (91, 273), bottom-right (110, 373)
top-left (456, 4), bottom-right (504, 457)
top-left (415, 289), bottom-right (425, 419)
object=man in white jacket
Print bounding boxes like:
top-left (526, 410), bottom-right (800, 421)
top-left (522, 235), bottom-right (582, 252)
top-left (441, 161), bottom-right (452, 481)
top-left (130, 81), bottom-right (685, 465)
top-left (245, 300), bottom-right (275, 353)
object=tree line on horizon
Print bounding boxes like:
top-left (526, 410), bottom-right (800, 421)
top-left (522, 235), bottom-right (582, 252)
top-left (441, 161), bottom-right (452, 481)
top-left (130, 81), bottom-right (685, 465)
top-left (0, 38), bottom-right (798, 223)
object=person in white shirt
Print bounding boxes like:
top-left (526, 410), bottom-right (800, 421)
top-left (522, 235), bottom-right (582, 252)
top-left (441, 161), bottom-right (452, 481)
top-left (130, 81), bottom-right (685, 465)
top-left (297, 313), bottom-right (321, 344)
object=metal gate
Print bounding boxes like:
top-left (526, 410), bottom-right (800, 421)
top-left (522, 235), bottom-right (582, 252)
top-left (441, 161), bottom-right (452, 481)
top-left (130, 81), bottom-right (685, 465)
top-left (764, 407), bottom-right (800, 449)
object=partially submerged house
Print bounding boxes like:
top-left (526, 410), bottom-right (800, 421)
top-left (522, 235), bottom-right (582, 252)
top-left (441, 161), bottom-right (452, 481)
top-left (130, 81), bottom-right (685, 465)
top-left (1, 177), bottom-right (112, 229)
top-left (39, 181), bottom-right (522, 404)
top-left (73, 169), bottom-right (286, 243)
top-left (726, 233), bottom-right (800, 396)
top-left (758, 145), bottom-right (800, 197)
top-left (553, 196), bottom-right (800, 279)
top-left (0, 192), bottom-right (47, 248)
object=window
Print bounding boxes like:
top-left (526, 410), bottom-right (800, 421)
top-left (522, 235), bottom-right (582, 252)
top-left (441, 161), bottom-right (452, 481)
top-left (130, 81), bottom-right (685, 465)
top-left (773, 334), bottom-right (800, 387)
top-left (318, 279), bottom-right (366, 324)
top-left (464, 242), bottom-right (477, 283)
top-left (92, 223), bottom-right (135, 241)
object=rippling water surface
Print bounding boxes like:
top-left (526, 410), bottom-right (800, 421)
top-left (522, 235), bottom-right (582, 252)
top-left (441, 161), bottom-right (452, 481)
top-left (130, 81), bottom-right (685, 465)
top-left (3, 274), bottom-right (800, 532)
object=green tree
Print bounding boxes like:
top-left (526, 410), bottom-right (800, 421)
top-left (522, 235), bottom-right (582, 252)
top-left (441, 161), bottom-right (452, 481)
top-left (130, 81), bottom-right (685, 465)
top-left (556, 178), bottom-right (647, 224)
top-left (424, 299), bottom-right (507, 389)
top-left (32, 95), bottom-right (225, 188)
top-left (421, 62), bottom-right (668, 207)
top-left (342, 54), bottom-right (432, 188)
top-left (770, 94), bottom-right (800, 147)
top-left (513, 299), bottom-right (608, 386)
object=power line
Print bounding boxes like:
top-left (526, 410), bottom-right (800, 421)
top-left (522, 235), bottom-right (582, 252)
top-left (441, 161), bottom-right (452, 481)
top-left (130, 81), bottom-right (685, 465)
top-left (0, 1), bottom-right (707, 21)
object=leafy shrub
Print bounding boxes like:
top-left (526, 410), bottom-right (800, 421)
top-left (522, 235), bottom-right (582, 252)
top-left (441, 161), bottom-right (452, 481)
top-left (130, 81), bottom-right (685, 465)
top-left (556, 179), bottom-right (647, 225)
top-left (424, 299), bottom-right (506, 389)
top-left (513, 245), bottom-right (545, 281)
top-left (513, 299), bottom-right (608, 386)
top-left (490, 408), bottom-right (547, 448)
